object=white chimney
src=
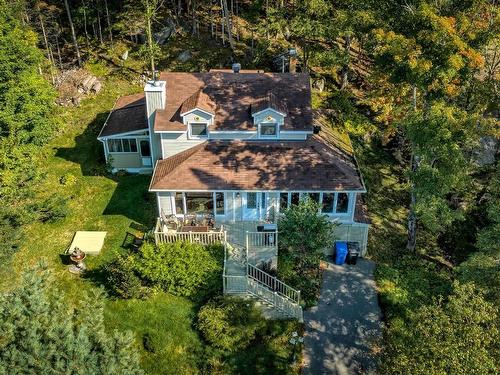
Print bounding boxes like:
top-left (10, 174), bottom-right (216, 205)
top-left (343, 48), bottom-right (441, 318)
top-left (144, 79), bottom-right (166, 164)
top-left (144, 80), bottom-right (166, 120)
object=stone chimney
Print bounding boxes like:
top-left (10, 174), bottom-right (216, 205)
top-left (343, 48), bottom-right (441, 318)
top-left (144, 79), bottom-right (166, 163)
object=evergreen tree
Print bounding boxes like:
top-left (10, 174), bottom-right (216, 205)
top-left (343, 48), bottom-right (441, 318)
top-left (0, 265), bottom-right (143, 374)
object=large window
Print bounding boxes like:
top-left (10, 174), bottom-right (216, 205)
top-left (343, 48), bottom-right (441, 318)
top-left (215, 192), bottom-right (225, 215)
top-left (336, 193), bottom-right (349, 213)
top-left (246, 192), bottom-right (257, 209)
top-left (185, 193), bottom-right (213, 215)
top-left (108, 138), bottom-right (138, 153)
top-left (322, 193), bottom-right (335, 213)
top-left (175, 192), bottom-right (184, 215)
top-left (259, 123), bottom-right (278, 138)
top-left (278, 192), bottom-right (350, 215)
top-left (189, 123), bottom-right (208, 139)
top-left (280, 193), bottom-right (288, 210)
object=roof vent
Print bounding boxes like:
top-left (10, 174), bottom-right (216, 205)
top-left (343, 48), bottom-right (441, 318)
top-left (232, 63), bottom-right (241, 73)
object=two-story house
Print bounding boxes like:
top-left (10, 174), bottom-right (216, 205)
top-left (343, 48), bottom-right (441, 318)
top-left (98, 68), bottom-right (369, 319)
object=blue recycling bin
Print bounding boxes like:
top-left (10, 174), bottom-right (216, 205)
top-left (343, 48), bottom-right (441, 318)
top-left (335, 241), bottom-right (348, 265)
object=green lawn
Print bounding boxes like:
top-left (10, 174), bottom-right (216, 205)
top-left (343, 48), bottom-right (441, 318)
top-left (105, 293), bottom-right (203, 375)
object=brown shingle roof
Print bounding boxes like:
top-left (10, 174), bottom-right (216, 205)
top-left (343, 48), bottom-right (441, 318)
top-left (180, 89), bottom-right (216, 115)
top-left (155, 72), bottom-right (312, 132)
top-left (98, 93), bottom-right (147, 137)
top-left (251, 92), bottom-right (287, 116)
top-left (149, 130), bottom-right (365, 191)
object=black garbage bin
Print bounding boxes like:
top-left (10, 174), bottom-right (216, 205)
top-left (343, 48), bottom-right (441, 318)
top-left (257, 223), bottom-right (277, 245)
top-left (347, 242), bottom-right (360, 265)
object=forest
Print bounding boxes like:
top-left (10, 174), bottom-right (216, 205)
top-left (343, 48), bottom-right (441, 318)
top-left (0, 0), bottom-right (499, 374)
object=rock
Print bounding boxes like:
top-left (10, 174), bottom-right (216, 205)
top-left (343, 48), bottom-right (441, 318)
top-left (91, 81), bottom-right (102, 93)
top-left (121, 50), bottom-right (129, 61)
top-left (474, 136), bottom-right (498, 166)
top-left (312, 78), bottom-right (325, 92)
top-left (177, 50), bottom-right (192, 62)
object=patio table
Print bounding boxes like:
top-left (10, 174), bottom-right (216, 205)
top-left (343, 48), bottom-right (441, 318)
top-left (180, 226), bottom-right (209, 232)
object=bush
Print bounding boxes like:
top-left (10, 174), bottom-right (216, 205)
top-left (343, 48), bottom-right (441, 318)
top-left (134, 241), bottom-right (223, 300)
top-left (197, 297), bottom-right (265, 352)
top-left (103, 255), bottom-right (149, 299)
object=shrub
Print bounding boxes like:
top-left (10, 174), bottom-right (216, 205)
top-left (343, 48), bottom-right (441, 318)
top-left (59, 173), bottom-right (77, 186)
top-left (197, 297), bottom-right (265, 352)
top-left (103, 254), bottom-right (149, 299)
top-left (134, 241), bottom-right (223, 300)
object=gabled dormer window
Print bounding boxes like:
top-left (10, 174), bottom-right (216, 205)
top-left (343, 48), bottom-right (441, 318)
top-left (189, 122), bottom-right (208, 139)
top-left (259, 122), bottom-right (278, 139)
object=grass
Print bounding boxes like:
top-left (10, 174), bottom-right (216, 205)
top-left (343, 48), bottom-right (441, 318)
top-left (105, 293), bottom-right (203, 375)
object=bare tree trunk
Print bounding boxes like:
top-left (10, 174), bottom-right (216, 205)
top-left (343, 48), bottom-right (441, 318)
top-left (210, 3), bottom-right (214, 37)
top-left (38, 12), bottom-right (53, 66)
top-left (63, 0), bottom-right (82, 66)
top-left (55, 32), bottom-right (63, 69)
top-left (406, 86), bottom-right (419, 252)
top-left (103, 0), bottom-right (113, 46)
top-left (144, 0), bottom-right (156, 74)
top-left (220, 0), bottom-right (234, 49)
top-left (340, 34), bottom-right (351, 90)
top-left (82, 4), bottom-right (90, 48)
top-left (97, 4), bottom-right (104, 45)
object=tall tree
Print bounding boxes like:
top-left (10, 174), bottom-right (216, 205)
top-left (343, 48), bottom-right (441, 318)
top-left (63, 0), bottom-right (82, 66)
top-left (0, 265), bottom-right (143, 374)
top-left (371, 0), bottom-right (498, 251)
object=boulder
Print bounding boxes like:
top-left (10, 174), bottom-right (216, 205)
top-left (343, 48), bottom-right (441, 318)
top-left (474, 136), bottom-right (498, 166)
top-left (177, 50), bottom-right (192, 62)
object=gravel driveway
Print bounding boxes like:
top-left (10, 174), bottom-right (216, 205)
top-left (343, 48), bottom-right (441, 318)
top-left (302, 259), bottom-right (383, 374)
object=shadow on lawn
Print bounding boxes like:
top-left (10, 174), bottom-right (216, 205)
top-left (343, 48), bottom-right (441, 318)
top-left (55, 112), bottom-right (156, 226)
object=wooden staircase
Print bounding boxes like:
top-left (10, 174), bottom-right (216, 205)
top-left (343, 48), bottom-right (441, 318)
top-left (223, 230), bottom-right (303, 322)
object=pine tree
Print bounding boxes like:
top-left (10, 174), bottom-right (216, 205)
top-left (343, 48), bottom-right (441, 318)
top-left (0, 265), bottom-right (143, 374)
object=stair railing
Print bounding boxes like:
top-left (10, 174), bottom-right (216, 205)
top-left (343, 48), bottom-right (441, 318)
top-left (246, 263), bottom-right (301, 306)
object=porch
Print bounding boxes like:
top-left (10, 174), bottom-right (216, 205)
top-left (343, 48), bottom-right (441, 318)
top-left (153, 217), bottom-right (279, 270)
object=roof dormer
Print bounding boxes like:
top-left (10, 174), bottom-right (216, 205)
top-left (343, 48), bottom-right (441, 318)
top-left (180, 90), bottom-right (215, 139)
top-left (251, 92), bottom-right (286, 139)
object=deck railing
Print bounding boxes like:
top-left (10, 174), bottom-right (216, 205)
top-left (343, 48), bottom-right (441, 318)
top-left (245, 231), bottom-right (278, 249)
top-left (247, 263), bottom-right (301, 305)
top-left (154, 218), bottom-right (226, 245)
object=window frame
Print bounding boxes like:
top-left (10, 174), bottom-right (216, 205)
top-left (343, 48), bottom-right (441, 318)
top-left (258, 122), bottom-right (279, 139)
top-left (107, 138), bottom-right (138, 153)
top-left (214, 192), bottom-right (225, 216)
top-left (188, 122), bottom-right (209, 139)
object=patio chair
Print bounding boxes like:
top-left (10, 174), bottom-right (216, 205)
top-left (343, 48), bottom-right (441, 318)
top-left (184, 214), bottom-right (197, 226)
top-left (203, 213), bottom-right (215, 229)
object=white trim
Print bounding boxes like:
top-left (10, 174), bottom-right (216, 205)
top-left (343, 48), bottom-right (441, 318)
top-left (180, 107), bottom-right (215, 118)
top-left (209, 130), bottom-right (258, 134)
top-left (97, 129), bottom-right (149, 140)
top-left (149, 188), bottom-right (367, 193)
top-left (258, 122), bottom-right (279, 139)
top-left (111, 167), bottom-right (153, 174)
top-left (280, 130), bottom-right (314, 134)
top-left (154, 130), bottom-right (187, 134)
top-left (188, 122), bottom-right (209, 140)
top-left (251, 107), bottom-right (287, 118)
